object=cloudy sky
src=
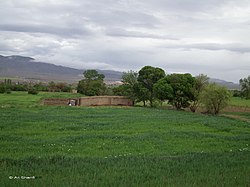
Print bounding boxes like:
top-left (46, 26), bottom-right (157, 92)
top-left (1, 0), bottom-right (250, 82)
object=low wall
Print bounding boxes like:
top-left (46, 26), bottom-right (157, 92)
top-left (43, 96), bottom-right (133, 106)
top-left (79, 96), bottom-right (133, 106)
top-left (43, 98), bottom-right (79, 106)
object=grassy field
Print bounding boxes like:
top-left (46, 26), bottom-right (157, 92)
top-left (0, 92), bottom-right (250, 186)
top-left (229, 97), bottom-right (250, 107)
top-left (0, 91), bottom-right (82, 107)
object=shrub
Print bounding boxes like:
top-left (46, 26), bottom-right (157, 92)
top-left (0, 84), bottom-right (6, 93)
top-left (201, 83), bottom-right (231, 115)
top-left (28, 88), bottom-right (38, 95)
top-left (5, 89), bottom-right (11, 94)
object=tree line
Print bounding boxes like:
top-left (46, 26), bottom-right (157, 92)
top-left (0, 80), bottom-right (73, 95)
top-left (77, 67), bottom-right (250, 115)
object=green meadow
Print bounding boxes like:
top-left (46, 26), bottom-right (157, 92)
top-left (0, 92), bottom-right (249, 186)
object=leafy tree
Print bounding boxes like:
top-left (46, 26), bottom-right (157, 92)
top-left (138, 66), bottom-right (165, 107)
top-left (118, 71), bottom-right (139, 102)
top-left (153, 78), bottom-right (173, 103)
top-left (122, 70), bottom-right (138, 85)
top-left (190, 74), bottom-right (209, 112)
top-left (84, 69), bottom-right (105, 81)
top-left (163, 73), bottom-right (195, 110)
top-left (113, 84), bottom-right (131, 96)
top-left (201, 83), bottom-right (231, 115)
top-left (133, 82), bottom-right (150, 106)
top-left (77, 70), bottom-right (106, 96)
top-left (239, 75), bottom-right (250, 99)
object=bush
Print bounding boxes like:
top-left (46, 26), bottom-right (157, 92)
top-left (5, 89), bottom-right (11, 94)
top-left (0, 84), bottom-right (6, 93)
top-left (28, 88), bottom-right (38, 95)
top-left (201, 83), bottom-right (231, 115)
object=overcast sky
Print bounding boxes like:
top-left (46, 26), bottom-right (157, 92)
top-left (1, 0), bottom-right (250, 82)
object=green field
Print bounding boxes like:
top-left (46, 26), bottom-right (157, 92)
top-left (0, 92), bottom-right (250, 186)
top-left (229, 97), bottom-right (250, 107)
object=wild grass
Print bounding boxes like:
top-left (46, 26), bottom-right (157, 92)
top-left (0, 92), bottom-right (249, 186)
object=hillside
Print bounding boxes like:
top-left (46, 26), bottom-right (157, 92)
top-left (0, 55), bottom-right (239, 89)
top-left (209, 78), bottom-right (240, 90)
top-left (0, 55), bottom-right (122, 83)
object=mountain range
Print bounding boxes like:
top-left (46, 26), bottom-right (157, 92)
top-left (0, 55), bottom-right (122, 83)
top-left (0, 55), bottom-right (240, 89)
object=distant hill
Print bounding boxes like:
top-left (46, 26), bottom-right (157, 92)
top-left (209, 78), bottom-right (240, 90)
top-left (0, 55), bottom-right (240, 89)
top-left (0, 55), bottom-right (122, 83)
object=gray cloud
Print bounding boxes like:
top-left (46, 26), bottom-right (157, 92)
top-left (0, 0), bottom-right (250, 82)
top-left (106, 28), bottom-right (178, 40)
top-left (162, 43), bottom-right (250, 53)
top-left (0, 24), bottom-right (91, 38)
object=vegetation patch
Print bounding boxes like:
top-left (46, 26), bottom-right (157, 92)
top-left (0, 92), bottom-right (249, 186)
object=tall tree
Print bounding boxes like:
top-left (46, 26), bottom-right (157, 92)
top-left (163, 73), bottom-right (195, 110)
top-left (138, 66), bottom-right (165, 107)
top-left (239, 75), bottom-right (250, 99)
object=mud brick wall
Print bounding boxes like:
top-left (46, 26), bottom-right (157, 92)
top-left (79, 96), bottom-right (133, 106)
top-left (44, 96), bottom-right (133, 106)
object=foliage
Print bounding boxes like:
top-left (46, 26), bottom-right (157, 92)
top-left (0, 83), bottom-right (6, 93)
top-left (153, 78), bottom-right (173, 102)
top-left (103, 87), bottom-right (114, 96)
top-left (231, 89), bottom-right (241, 97)
top-left (201, 83), bottom-right (231, 115)
top-left (34, 82), bottom-right (49, 92)
top-left (5, 89), bottom-right (11, 94)
top-left (158, 73), bottom-right (195, 110)
top-left (84, 69), bottom-right (105, 80)
top-left (190, 74), bottom-right (209, 112)
top-left (77, 79), bottom-right (105, 96)
top-left (239, 75), bottom-right (250, 99)
top-left (133, 82), bottom-right (150, 106)
top-left (28, 87), bottom-right (39, 95)
top-left (114, 71), bottom-right (138, 102)
top-left (77, 70), bottom-right (106, 96)
top-left (113, 84), bottom-right (131, 96)
top-left (121, 70), bottom-right (138, 85)
top-left (12, 83), bottom-right (28, 91)
top-left (0, 79), bottom-right (13, 93)
top-left (138, 66), bottom-right (165, 107)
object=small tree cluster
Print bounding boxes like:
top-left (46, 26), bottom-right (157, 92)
top-left (0, 79), bottom-right (12, 94)
top-left (47, 82), bottom-right (72, 92)
top-left (114, 66), bottom-right (231, 115)
top-left (77, 70), bottom-right (106, 96)
top-left (0, 79), bottom-right (73, 94)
